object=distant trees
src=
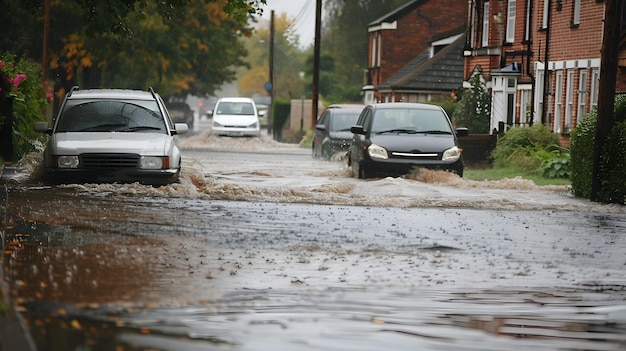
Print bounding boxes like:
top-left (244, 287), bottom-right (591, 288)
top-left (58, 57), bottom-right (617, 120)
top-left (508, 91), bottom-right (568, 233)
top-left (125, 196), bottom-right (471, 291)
top-left (0, 0), bottom-right (266, 100)
top-left (320, 0), bottom-right (408, 102)
top-left (238, 13), bottom-right (307, 99)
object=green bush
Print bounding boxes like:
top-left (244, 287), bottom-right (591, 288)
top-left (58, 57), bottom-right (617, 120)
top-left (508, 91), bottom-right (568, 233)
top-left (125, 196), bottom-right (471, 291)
top-left (600, 120), bottom-right (626, 204)
top-left (0, 53), bottom-right (50, 160)
top-left (570, 95), bottom-right (626, 204)
top-left (491, 124), bottom-right (562, 176)
top-left (569, 112), bottom-right (596, 198)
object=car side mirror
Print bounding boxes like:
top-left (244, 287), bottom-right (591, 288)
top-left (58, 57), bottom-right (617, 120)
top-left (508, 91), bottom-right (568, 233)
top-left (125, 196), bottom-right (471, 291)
top-left (455, 127), bottom-right (469, 137)
top-left (350, 125), bottom-right (365, 135)
top-left (173, 123), bottom-right (188, 135)
top-left (315, 124), bottom-right (326, 131)
top-left (34, 121), bottom-right (52, 135)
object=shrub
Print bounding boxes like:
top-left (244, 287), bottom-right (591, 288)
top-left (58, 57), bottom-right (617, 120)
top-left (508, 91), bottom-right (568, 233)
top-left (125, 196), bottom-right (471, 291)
top-left (600, 120), bottom-right (626, 204)
top-left (570, 95), bottom-right (626, 204)
top-left (569, 112), bottom-right (596, 198)
top-left (491, 124), bottom-right (562, 175)
top-left (0, 53), bottom-right (50, 160)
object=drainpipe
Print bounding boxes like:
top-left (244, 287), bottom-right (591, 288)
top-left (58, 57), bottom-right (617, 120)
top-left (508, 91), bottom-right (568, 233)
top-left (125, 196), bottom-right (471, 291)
top-left (527, 0), bottom-right (535, 126)
top-left (541, 0), bottom-right (552, 125)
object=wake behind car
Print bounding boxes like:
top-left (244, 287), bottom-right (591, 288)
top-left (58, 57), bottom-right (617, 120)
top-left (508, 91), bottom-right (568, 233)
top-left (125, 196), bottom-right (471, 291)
top-left (211, 97), bottom-right (260, 137)
top-left (34, 87), bottom-right (188, 186)
top-left (348, 102), bottom-right (467, 178)
top-left (313, 104), bottom-right (365, 159)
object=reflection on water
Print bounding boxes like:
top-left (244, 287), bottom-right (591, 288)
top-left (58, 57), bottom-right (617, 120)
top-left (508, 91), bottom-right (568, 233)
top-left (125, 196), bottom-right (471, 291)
top-left (13, 285), bottom-right (626, 351)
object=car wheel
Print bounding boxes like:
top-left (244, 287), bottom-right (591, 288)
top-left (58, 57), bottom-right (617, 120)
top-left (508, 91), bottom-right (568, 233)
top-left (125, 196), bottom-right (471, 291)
top-left (352, 161), bottom-right (369, 179)
top-left (321, 145), bottom-right (330, 159)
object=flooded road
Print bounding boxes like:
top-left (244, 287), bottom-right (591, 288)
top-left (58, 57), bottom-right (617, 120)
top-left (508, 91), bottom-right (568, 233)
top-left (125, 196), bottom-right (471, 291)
top-left (2, 133), bottom-right (626, 350)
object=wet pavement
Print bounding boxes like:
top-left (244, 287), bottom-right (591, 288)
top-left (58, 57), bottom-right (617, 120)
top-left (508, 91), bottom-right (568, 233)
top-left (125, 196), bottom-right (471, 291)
top-left (2, 136), bottom-right (626, 350)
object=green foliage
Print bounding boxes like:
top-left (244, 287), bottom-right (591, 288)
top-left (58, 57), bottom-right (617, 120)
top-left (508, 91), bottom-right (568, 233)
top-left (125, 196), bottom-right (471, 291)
top-left (490, 124), bottom-right (562, 176)
top-left (569, 112), bottom-right (596, 198)
top-left (542, 149), bottom-right (571, 179)
top-left (0, 53), bottom-right (48, 160)
top-left (0, 0), bottom-right (259, 100)
top-left (272, 97), bottom-right (291, 134)
top-left (600, 120), bottom-right (626, 204)
top-left (452, 74), bottom-right (491, 133)
top-left (321, 0), bottom-right (408, 90)
top-left (570, 95), bottom-right (626, 204)
top-left (464, 166), bottom-right (571, 186)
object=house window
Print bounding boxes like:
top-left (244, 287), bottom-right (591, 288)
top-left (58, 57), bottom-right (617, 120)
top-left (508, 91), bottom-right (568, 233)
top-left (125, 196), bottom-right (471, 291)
top-left (554, 71), bottom-right (563, 133)
top-left (572, 0), bottom-right (581, 26)
top-left (482, 2), bottom-right (490, 47)
top-left (507, 93), bottom-right (515, 125)
top-left (524, 0), bottom-right (532, 41)
top-left (506, 0), bottom-right (516, 43)
top-left (565, 69), bottom-right (575, 132)
top-left (371, 33), bottom-right (381, 68)
top-left (590, 68), bottom-right (599, 110)
top-left (376, 34), bottom-right (382, 67)
top-left (578, 69), bottom-right (587, 125)
top-left (520, 89), bottom-right (532, 124)
top-left (536, 70), bottom-right (544, 122)
top-left (542, 0), bottom-right (549, 29)
top-left (470, 2), bottom-right (477, 48)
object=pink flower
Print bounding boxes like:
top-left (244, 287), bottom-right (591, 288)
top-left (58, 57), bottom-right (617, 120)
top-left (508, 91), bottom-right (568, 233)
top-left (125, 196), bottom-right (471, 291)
top-left (12, 73), bottom-right (27, 88)
top-left (0, 61), bottom-right (5, 69)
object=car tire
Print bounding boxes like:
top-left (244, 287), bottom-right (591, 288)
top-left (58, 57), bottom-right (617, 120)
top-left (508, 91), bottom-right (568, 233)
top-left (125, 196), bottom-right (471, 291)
top-left (352, 161), bottom-right (369, 179)
top-left (312, 145), bottom-right (319, 158)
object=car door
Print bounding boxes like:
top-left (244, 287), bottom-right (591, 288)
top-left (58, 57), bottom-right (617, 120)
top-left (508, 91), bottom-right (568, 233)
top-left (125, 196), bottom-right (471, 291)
top-left (313, 110), bottom-right (330, 157)
top-left (349, 107), bottom-right (372, 163)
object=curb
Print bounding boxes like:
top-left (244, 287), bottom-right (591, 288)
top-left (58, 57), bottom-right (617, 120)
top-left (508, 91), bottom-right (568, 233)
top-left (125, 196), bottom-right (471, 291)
top-left (1, 180), bottom-right (38, 351)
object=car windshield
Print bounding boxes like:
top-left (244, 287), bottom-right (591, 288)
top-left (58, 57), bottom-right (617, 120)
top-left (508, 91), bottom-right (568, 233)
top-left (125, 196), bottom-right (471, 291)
top-left (56, 99), bottom-right (167, 133)
top-left (371, 108), bottom-right (452, 134)
top-left (215, 102), bottom-right (255, 115)
top-left (330, 111), bottom-right (361, 132)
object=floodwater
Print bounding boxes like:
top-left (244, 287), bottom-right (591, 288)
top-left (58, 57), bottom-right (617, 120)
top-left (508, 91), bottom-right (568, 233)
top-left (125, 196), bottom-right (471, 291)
top-left (2, 131), bottom-right (626, 350)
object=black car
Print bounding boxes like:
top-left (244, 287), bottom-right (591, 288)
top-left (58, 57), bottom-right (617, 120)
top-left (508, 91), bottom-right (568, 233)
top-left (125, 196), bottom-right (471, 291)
top-left (165, 102), bottom-right (194, 129)
top-left (348, 103), bottom-right (467, 178)
top-left (313, 104), bottom-right (365, 159)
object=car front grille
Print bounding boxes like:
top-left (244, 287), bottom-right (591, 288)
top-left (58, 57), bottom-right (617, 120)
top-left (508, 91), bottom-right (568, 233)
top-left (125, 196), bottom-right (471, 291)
top-left (390, 151), bottom-right (440, 160)
top-left (80, 153), bottom-right (140, 169)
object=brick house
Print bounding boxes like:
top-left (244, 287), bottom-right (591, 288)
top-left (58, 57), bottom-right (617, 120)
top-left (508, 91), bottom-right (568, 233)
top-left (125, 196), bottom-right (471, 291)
top-left (464, 0), bottom-right (626, 144)
top-left (363, 0), bottom-right (468, 104)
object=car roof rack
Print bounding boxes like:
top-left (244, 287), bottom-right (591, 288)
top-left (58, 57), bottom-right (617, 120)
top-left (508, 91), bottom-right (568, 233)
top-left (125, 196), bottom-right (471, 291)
top-left (149, 87), bottom-right (158, 100)
top-left (67, 86), bottom-right (79, 97)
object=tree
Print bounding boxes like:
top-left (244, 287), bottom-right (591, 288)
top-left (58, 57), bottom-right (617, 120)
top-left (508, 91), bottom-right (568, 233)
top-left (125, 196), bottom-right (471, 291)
top-left (321, 0), bottom-right (408, 95)
top-left (452, 73), bottom-right (491, 134)
top-left (0, 0), bottom-right (265, 100)
top-left (238, 12), bottom-right (307, 99)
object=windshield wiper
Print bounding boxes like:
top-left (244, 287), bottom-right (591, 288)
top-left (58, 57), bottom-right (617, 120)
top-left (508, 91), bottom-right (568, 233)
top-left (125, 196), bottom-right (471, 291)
top-left (376, 129), bottom-right (418, 134)
top-left (119, 126), bottom-right (163, 132)
top-left (418, 130), bottom-right (453, 134)
top-left (76, 123), bottom-right (126, 132)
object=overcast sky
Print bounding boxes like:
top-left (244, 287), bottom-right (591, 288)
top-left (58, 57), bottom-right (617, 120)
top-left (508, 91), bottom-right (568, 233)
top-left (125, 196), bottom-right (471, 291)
top-left (260, 0), bottom-right (317, 48)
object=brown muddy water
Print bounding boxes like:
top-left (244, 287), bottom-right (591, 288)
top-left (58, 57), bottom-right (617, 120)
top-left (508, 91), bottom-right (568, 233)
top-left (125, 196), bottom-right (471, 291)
top-left (2, 134), bottom-right (626, 350)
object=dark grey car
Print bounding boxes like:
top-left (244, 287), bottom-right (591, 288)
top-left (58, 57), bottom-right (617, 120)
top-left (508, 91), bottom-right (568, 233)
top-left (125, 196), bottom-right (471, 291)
top-left (313, 104), bottom-right (365, 159)
top-left (348, 103), bottom-right (467, 178)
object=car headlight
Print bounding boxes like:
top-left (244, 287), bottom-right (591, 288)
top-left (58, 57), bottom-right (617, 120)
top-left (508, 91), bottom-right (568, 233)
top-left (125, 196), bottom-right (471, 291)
top-left (213, 121), bottom-right (223, 127)
top-left (56, 155), bottom-right (79, 168)
top-left (248, 122), bottom-right (259, 128)
top-left (442, 146), bottom-right (462, 161)
top-left (140, 156), bottom-right (165, 169)
top-left (367, 144), bottom-right (388, 159)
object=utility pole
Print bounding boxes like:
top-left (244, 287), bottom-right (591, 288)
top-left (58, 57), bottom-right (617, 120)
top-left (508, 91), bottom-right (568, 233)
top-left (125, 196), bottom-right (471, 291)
top-left (269, 10), bottom-right (275, 139)
top-left (311, 0), bottom-right (322, 128)
top-left (591, 0), bottom-right (622, 201)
